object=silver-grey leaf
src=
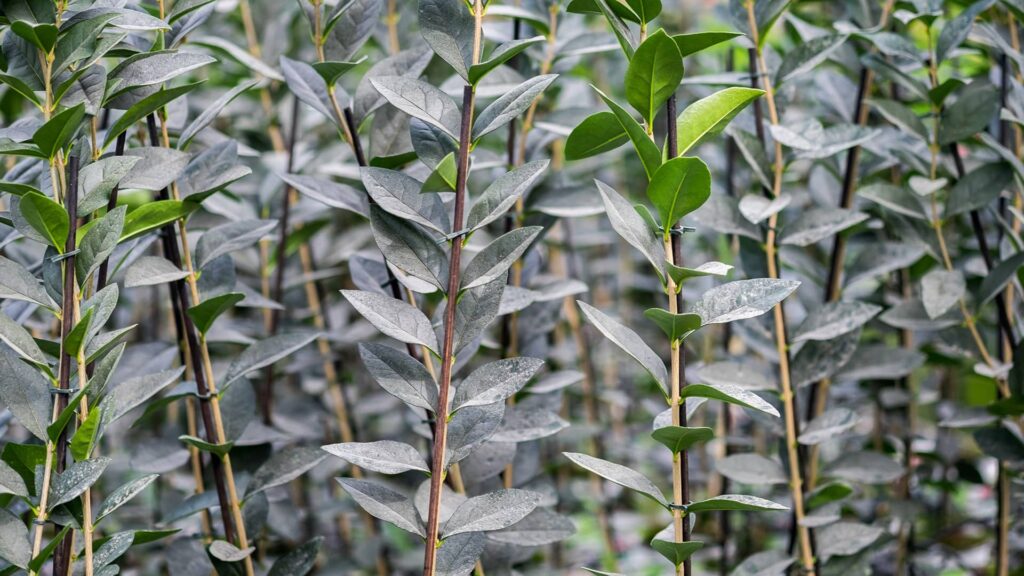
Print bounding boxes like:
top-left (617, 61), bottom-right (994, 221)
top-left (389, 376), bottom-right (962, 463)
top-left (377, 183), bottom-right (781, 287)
top-left (563, 452), bottom-right (667, 506)
top-left (281, 173), bottom-right (368, 216)
top-left (361, 167), bottom-right (450, 234)
top-left (195, 219), bottom-right (278, 270)
top-left (441, 489), bottom-right (542, 539)
top-left (798, 408), bottom-right (859, 445)
top-left (50, 457), bottom-right (111, 510)
top-left (715, 453), bottom-right (788, 485)
top-left (336, 478), bottom-right (424, 537)
top-left (359, 342), bottom-right (438, 412)
top-left (370, 76), bottom-right (461, 139)
top-left (0, 508), bottom-right (30, 568)
top-left (691, 279), bottom-right (800, 325)
top-left (222, 332), bottom-right (319, 388)
top-left (778, 207), bottom-right (869, 247)
top-left (791, 301), bottom-right (881, 343)
top-left (467, 160), bottom-right (549, 231)
top-left (322, 440), bottom-right (429, 475)
top-left (462, 227), bottom-right (542, 291)
top-left (473, 74), bottom-right (558, 140)
top-left (124, 256), bottom-right (189, 288)
top-left (921, 269), bottom-right (964, 319)
top-left (0, 347), bottom-right (53, 440)
top-left (246, 446), bottom-right (327, 499)
top-left (577, 301), bottom-right (668, 394)
top-left (595, 180), bottom-right (665, 280)
top-left (452, 357), bottom-right (545, 411)
top-left (343, 290), bottom-right (439, 353)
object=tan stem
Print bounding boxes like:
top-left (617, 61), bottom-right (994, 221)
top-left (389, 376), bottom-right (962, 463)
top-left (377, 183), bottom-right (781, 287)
top-left (744, 3), bottom-right (816, 573)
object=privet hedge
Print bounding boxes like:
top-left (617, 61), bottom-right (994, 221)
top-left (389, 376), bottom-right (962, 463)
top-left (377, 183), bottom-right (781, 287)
top-left (0, 0), bottom-right (1021, 575)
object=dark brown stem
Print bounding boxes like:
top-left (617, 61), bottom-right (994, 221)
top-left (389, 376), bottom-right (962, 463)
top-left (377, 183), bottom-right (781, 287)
top-left (52, 155), bottom-right (80, 576)
top-left (94, 132), bottom-right (127, 289)
top-left (666, 94), bottom-right (691, 576)
top-left (259, 96), bottom-right (302, 424)
top-left (423, 84), bottom-right (475, 576)
top-left (146, 114), bottom-right (237, 544)
top-left (949, 144), bottom-right (1015, 343)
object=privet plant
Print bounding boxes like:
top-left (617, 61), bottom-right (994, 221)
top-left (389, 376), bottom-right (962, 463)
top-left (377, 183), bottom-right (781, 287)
top-left (0, 0), bottom-right (1023, 575)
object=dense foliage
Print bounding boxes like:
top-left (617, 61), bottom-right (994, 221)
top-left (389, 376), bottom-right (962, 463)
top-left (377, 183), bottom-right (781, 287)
top-left (0, 0), bottom-right (1022, 574)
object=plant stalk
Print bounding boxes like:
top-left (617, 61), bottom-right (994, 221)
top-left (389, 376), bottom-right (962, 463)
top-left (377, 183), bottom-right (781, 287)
top-left (424, 6), bottom-right (483, 573)
top-left (744, 3), bottom-right (816, 573)
top-left (147, 115), bottom-right (255, 576)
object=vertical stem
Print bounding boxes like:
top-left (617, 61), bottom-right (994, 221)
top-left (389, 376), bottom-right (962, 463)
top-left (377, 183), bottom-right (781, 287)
top-left (386, 0), bottom-right (400, 54)
top-left (665, 94), bottom-right (690, 576)
top-left (424, 6), bottom-right (482, 574)
top-left (52, 157), bottom-right (80, 576)
top-left (423, 82), bottom-right (476, 576)
top-left (94, 133), bottom-right (127, 289)
top-left (147, 116), bottom-right (255, 576)
top-left (260, 96), bottom-right (302, 424)
top-left (743, 4), bottom-right (816, 574)
top-left (948, 145), bottom-right (1014, 576)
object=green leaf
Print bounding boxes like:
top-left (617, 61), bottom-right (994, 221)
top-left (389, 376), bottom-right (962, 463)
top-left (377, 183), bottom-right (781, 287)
top-left (565, 111), bottom-right (629, 160)
top-left (0, 72), bottom-right (42, 106)
top-left (650, 539), bottom-right (702, 568)
top-left (806, 481), bottom-right (854, 509)
top-left (947, 162), bottom-right (1013, 217)
top-left (70, 407), bottom-right (101, 461)
top-left (103, 82), bottom-right (203, 150)
top-left (33, 103), bottom-right (86, 160)
top-left (594, 87), bottom-right (662, 179)
top-left (63, 307), bottom-right (95, 358)
top-left (19, 192), bottom-right (68, 251)
top-left (10, 20), bottom-right (57, 52)
top-left (469, 36), bottom-right (545, 85)
top-left (686, 494), bottom-right (788, 513)
top-left (625, 30), bottom-right (683, 126)
top-left (120, 201), bottom-right (194, 241)
top-left (665, 261), bottom-right (732, 286)
top-left (312, 58), bottom-right (366, 86)
top-left (869, 98), bottom-right (928, 142)
top-left (187, 292), bottom-right (244, 335)
top-left (651, 426), bottom-right (714, 453)
top-left (672, 31), bottom-right (743, 57)
top-left (643, 309), bottom-right (701, 342)
top-left (938, 81), bottom-right (999, 145)
top-left (647, 156), bottom-right (711, 228)
top-left (680, 382), bottom-right (780, 417)
top-left (675, 87), bottom-right (764, 156)
top-left (179, 434), bottom-right (234, 458)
